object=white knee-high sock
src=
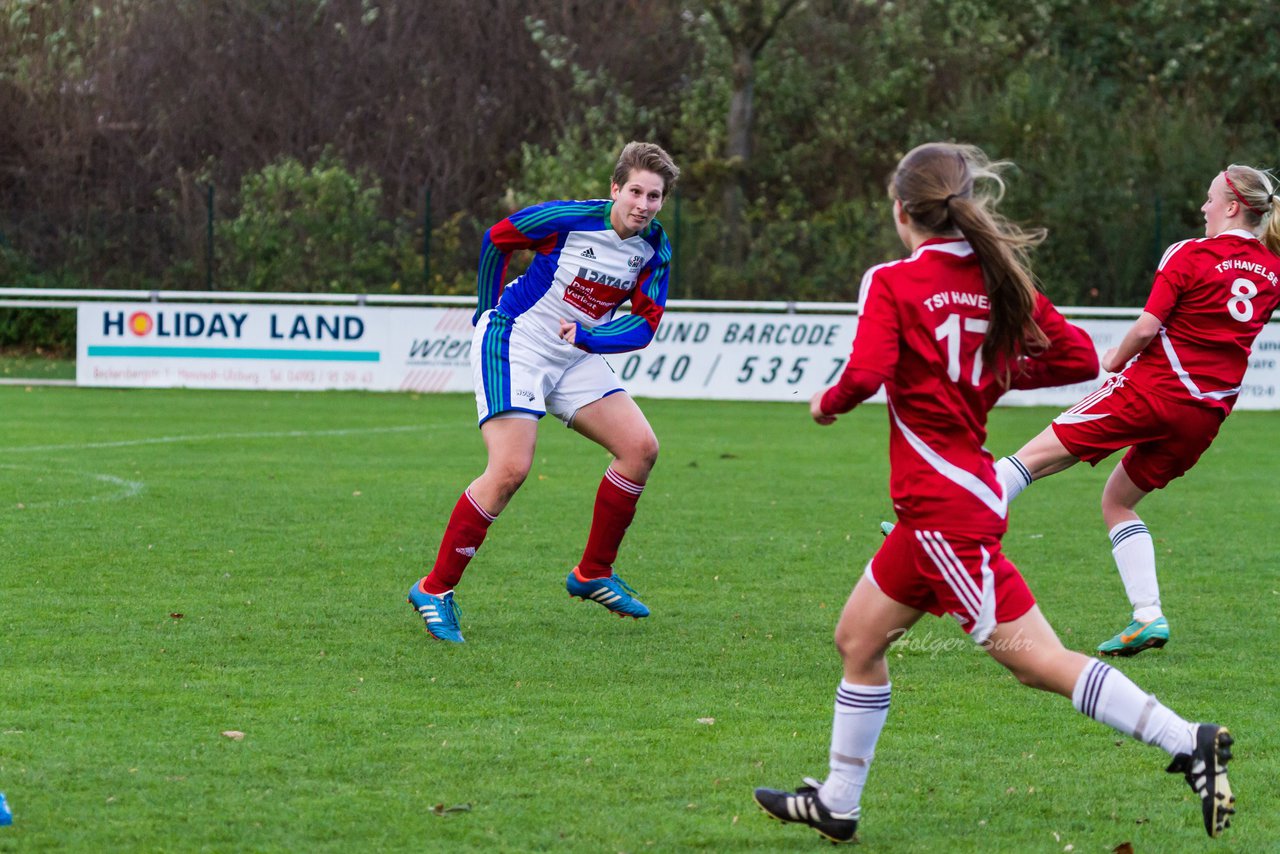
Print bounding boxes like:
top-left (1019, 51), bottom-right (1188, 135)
top-left (819, 681), bottom-right (890, 815)
top-left (1071, 659), bottom-right (1195, 756)
top-left (996, 456), bottom-right (1033, 502)
top-left (1109, 520), bottom-right (1161, 622)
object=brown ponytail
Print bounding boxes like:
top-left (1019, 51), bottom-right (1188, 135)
top-left (891, 143), bottom-right (1047, 384)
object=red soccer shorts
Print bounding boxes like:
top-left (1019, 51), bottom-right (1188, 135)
top-left (1050, 375), bottom-right (1224, 493)
top-left (868, 523), bottom-right (1035, 643)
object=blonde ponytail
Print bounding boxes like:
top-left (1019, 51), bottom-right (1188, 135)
top-left (1262, 195), bottom-right (1280, 256)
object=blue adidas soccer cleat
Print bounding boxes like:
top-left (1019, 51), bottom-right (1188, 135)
top-left (566, 568), bottom-right (650, 619)
top-left (407, 583), bottom-right (464, 643)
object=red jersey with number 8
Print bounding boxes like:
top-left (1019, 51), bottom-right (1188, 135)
top-left (1124, 229), bottom-right (1280, 416)
top-left (847, 238), bottom-right (1097, 537)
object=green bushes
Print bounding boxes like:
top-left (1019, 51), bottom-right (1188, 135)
top-left (3, 1), bottom-right (1278, 322)
top-left (0, 307), bottom-right (74, 355)
top-left (0, 247), bottom-right (76, 353)
top-left (215, 154), bottom-right (422, 293)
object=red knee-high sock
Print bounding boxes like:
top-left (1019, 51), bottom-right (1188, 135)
top-left (577, 467), bottom-right (645, 580)
top-left (420, 489), bottom-right (496, 594)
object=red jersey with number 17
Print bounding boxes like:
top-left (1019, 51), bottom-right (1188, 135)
top-left (1123, 228), bottom-right (1280, 416)
top-left (846, 238), bottom-right (1097, 537)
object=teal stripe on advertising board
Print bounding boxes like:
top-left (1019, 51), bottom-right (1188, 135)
top-left (87, 346), bottom-right (380, 362)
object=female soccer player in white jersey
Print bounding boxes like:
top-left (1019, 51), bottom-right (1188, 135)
top-left (753, 143), bottom-right (1235, 843)
top-left (407, 142), bottom-right (679, 643)
top-left (992, 164), bottom-right (1280, 657)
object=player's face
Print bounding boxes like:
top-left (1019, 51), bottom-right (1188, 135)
top-left (1201, 173), bottom-right (1234, 237)
top-left (610, 169), bottom-right (666, 237)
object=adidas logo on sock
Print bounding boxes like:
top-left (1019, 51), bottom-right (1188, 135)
top-left (455, 546), bottom-right (476, 557)
top-left (580, 247), bottom-right (596, 259)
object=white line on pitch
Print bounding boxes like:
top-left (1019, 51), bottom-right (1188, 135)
top-left (0, 424), bottom-right (430, 454)
top-left (1, 465), bottom-right (145, 509)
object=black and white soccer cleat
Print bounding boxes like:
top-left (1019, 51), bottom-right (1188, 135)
top-left (1167, 723), bottom-right (1235, 837)
top-left (753, 777), bottom-right (859, 844)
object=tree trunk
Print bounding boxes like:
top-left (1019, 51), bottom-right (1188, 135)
top-left (721, 43), bottom-right (755, 270)
top-left (708, 0), bottom-right (802, 278)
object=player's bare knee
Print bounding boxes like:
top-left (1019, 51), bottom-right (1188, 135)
top-left (1009, 666), bottom-right (1048, 690)
top-left (1001, 655), bottom-right (1069, 694)
top-left (639, 433), bottom-right (659, 471)
top-left (619, 433), bottom-right (659, 476)
top-left (834, 629), bottom-right (878, 671)
top-left (487, 464), bottom-right (529, 500)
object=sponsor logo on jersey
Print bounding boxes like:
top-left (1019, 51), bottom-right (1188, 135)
top-left (580, 247), bottom-right (597, 259)
top-left (576, 266), bottom-right (635, 289)
top-left (563, 273), bottom-right (632, 319)
top-left (515, 388), bottom-right (535, 401)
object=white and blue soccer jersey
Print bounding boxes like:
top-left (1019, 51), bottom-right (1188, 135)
top-left (469, 199), bottom-right (672, 426)
top-left (474, 199), bottom-right (671, 354)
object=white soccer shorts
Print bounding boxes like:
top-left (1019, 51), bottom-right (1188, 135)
top-left (471, 309), bottom-right (624, 427)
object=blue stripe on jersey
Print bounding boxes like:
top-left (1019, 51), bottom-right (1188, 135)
top-left (481, 312), bottom-right (513, 417)
top-left (510, 201), bottom-right (608, 233)
top-left (575, 316), bottom-right (650, 353)
top-left (642, 236), bottom-right (672, 302)
top-left (475, 232), bottom-right (507, 321)
top-left (585, 315), bottom-right (646, 338)
top-left (654, 232), bottom-right (672, 264)
top-left (497, 201), bottom-right (614, 321)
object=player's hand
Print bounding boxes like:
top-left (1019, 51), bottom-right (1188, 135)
top-left (810, 390), bottom-right (837, 425)
top-left (558, 318), bottom-right (577, 345)
top-left (1101, 347), bottom-right (1121, 373)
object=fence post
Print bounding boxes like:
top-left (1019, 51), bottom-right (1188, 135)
top-left (422, 185), bottom-right (432, 292)
top-left (206, 183), bottom-right (215, 290)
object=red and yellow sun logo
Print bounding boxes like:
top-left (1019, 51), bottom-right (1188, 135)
top-left (128, 312), bottom-right (153, 336)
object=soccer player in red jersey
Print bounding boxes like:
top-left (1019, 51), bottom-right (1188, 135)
top-left (753, 143), bottom-right (1235, 843)
top-left (406, 142), bottom-right (679, 642)
top-left (993, 164), bottom-right (1280, 657)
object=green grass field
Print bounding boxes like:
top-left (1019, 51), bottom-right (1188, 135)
top-left (1, 386), bottom-right (1276, 852)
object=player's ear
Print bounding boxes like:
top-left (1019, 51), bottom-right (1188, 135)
top-left (894, 198), bottom-right (909, 225)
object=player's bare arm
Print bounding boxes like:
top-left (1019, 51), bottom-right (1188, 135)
top-left (1102, 310), bottom-right (1162, 372)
